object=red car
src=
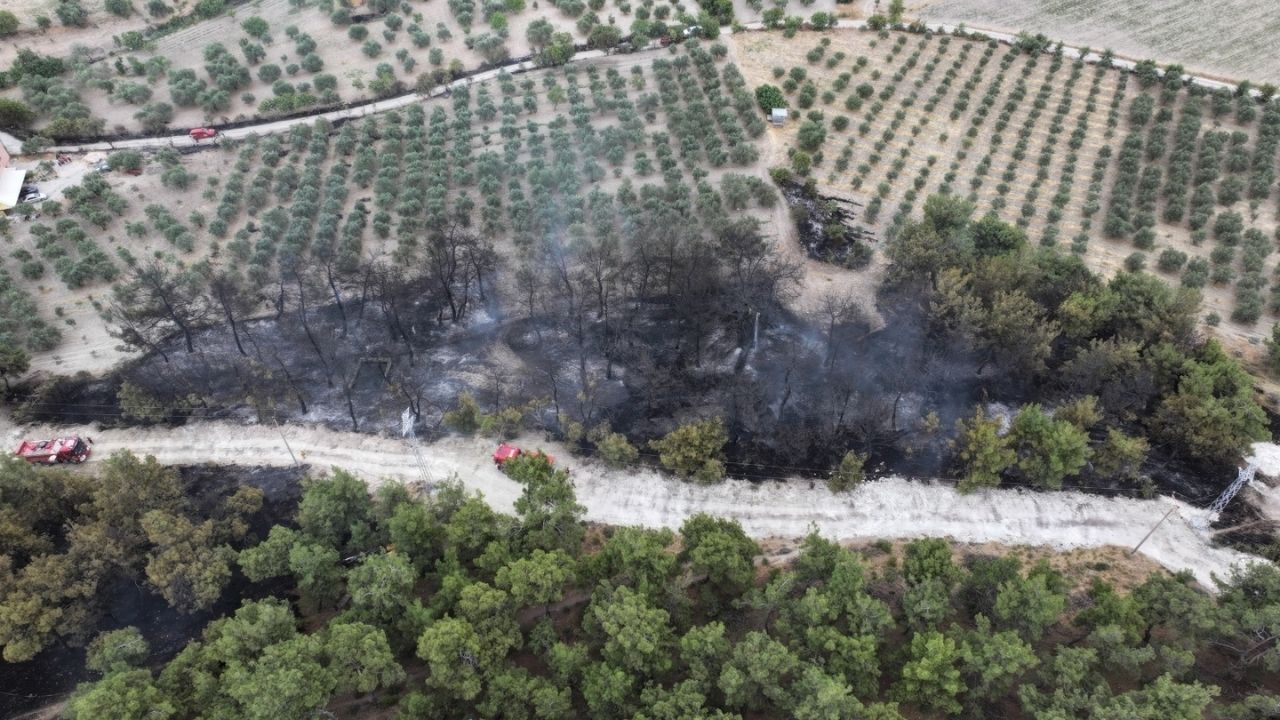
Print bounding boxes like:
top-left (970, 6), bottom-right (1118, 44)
top-left (189, 127), bottom-right (218, 140)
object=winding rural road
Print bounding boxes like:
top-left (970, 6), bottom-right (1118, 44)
top-left (1, 18), bottom-right (1249, 158)
top-left (0, 416), bottom-right (1261, 589)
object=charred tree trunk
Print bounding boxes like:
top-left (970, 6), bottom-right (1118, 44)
top-left (294, 273), bottom-right (334, 387)
top-left (212, 284), bottom-right (246, 357)
top-left (273, 353), bottom-right (309, 414)
top-left (155, 290), bottom-right (195, 354)
top-left (325, 263), bottom-right (348, 337)
top-left (342, 372), bottom-right (360, 432)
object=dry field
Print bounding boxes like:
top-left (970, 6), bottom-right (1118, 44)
top-left (913, 0), bottom-right (1280, 84)
top-left (733, 27), bottom-right (1280, 398)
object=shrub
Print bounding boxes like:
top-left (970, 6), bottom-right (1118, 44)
top-left (791, 150), bottom-right (812, 174)
top-left (649, 418), bottom-right (728, 484)
top-left (0, 99), bottom-right (35, 130)
top-left (1156, 248), bottom-right (1187, 273)
top-left (55, 0), bottom-right (89, 27)
top-left (797, 119), bottom-right (826, 151)
top-left (161, 166), bottom-right (196, 190)
top-left (257, 64), bottom-right (282, 83)
top-left (132, 102), bottom-right (172, 133)
top-left (0, 11), bottom-right (18, 37)
top-left (828, 450), bottom-right (866, 492)
top-left (754, 84), bottom-right (786, 112)
top-left (301, 53), bottom-right (324, 73)
top-left (314, 73), bottom-right (338, 92)
top-left (107, 150), bottom-right (144, 172)
top-left (242, 15), bottom-right (269, 38)
top-left (194, 0), bottom-right (224, 18)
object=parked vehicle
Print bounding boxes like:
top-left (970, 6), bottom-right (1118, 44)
top-left (189, 127), bottom-right (218, 140)
top-left (20, 192), bottom-right (47, 204)
top-left (492, 443), bottom-right (557, 471)
top-left (15, 436), bottom-right (93, 464)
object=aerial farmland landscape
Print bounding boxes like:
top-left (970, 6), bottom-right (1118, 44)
top-left (3, 0), bottom-right (1280, 717)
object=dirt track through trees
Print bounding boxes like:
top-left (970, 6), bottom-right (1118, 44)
top-left (0, 417), bottom-right (1260, 589)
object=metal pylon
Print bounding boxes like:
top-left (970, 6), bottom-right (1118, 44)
top-left (1191, 463), bottom-right (1258, 533)
top-left (402, 407), bottom-right (433, 490)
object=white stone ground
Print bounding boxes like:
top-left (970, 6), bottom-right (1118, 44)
top-left (1, 416), bottom-right (1261, 589)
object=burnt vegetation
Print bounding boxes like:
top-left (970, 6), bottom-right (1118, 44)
top-left (16, 187), bottom-right (1263, 506)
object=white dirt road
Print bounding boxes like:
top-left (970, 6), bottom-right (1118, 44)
top-left (0, 417), bottom-right (1259, 589)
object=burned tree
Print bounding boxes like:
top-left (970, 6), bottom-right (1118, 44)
top-left (108, 261), bottom-right (208, 358)
top-left (713, 218), bottom-right (802, 350)
top-left (198, 263), bottom-right (259, 358)
top-left (815, 288), bottom-right (867, 368)
top-left (369, 261), bottom-right (418, 367)
top-left (424, 223), bottom-right (495, 324)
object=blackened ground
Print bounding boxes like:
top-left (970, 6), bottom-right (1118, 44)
top-left (780, 179), bottom-right (876, 268)
top-left (14, 275), bottom-right (1259, 509)
top-left (0, 464), bottom-right (304, 720)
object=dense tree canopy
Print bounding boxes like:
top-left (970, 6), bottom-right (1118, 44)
top-left (54, 457), bottom-right (1280, 719)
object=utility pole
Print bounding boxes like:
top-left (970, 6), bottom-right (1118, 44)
top-left (273, 418), bottom-right (299, 467)
top-left (1131, 506), bottom-right (1179, 555)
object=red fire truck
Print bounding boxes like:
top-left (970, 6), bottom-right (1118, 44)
top-left (15, 436), bottom-right (94, 464)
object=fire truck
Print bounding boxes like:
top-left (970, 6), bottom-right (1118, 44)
top-left (14, 436), bottom-right (94, 464)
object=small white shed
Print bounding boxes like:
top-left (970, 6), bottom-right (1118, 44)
top-left (770, 108), bottom-right (788, 125)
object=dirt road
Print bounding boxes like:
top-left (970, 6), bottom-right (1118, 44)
top-left (0, 417), bottom-right (1258, 588)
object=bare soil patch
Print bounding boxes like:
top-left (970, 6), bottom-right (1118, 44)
top-left (915, 0), bottom-right (1280, 85)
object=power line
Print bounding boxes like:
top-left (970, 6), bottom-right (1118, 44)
top-left (6, 400), bottom-right (1211, 501)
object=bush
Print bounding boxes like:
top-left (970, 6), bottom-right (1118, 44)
top-left (241, 15), bottom-right (269, 39)
top-left (755, 84), bottom-right (785, 112)
top-left (649, 418), bottom-right (728, 484)
top-left (301, 53), bottom-right (324, 73)
top-left (791, 150), bottom-right (812, 174)
top-left (1178, 258), bottom-right (1208, 288)
top-left (257, 63), bottom-right (282, 83)
top-left (55, 0), bottom-right (88, 26)
top-left (797, 119), bottom-right (826, 151)
top-left (828, 450), bottom-right (866, 492)
top-left (314, 73), bottom-right (337, 92)
top-left (1156, 248), bottom-right (1188, 273)
top-left (591, 427), bottom-right (639, 468)
top-left (112, 82), bottom-right (152, 105)
top-left (348, 25), bottom-right (368, 41)
top-left (105, 0), bottom-right (134, 17)
top-left (0, 11), bottom-right (18, 37)
top-left (133, 102), bottom-right (173, 133)
top-left (161, 166), bottom-right (196, 190)
top-left (108, 150), bottom-right (144, 172)
top-left (0, 99), bottom-right (35, 130)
